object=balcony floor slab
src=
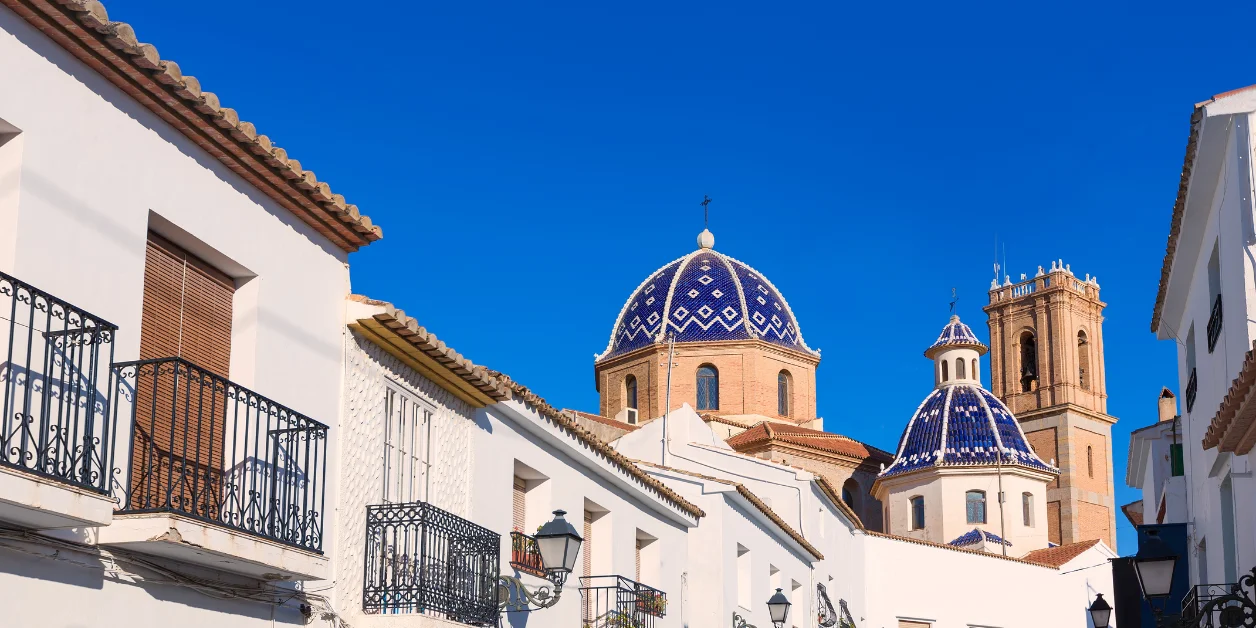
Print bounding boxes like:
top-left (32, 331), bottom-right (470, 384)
top-left (96, 512), bottom-right (328, 581)
top-left (0, 465), bottom-right (115, 530)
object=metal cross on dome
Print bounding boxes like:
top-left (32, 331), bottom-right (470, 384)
top-left (701, 195), bottom-right (712, 227)
top-left (950, 287), bottom-right (958, 313)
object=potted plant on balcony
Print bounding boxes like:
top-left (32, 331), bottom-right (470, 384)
top-left (636, 591), bottom-right (667, 617)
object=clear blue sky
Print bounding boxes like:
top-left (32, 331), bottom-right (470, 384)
top-left (103, 0), bottom-right (1256, 553)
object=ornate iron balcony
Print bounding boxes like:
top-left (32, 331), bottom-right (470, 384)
top-left (111, 357), bottom-right (327, 552)
top-left (0, 271), bottom-right (118, 494)
top-left (580, 575), bottom-right (667, 627)
top-left (509, 530), bottom-right (547, 579)
top-left (1186, 368), bottom-right (1198, 414)
top-left (1181, 570), bottom-right (1256, 627)
top-left (1208, 293), bottom-right (1223, 353)
top-left (363, 500), bottom-right (500, 625)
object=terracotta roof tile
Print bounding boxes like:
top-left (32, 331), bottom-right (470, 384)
top-left (631, 461), bottom-right (823, 561)
top-left (1151, 102), bottom-right (1207, 331)
top-left (4, 0), bottom-right (382, 252)
top-left (1204, 339), bottom-right (1256, 452)
top-left (1121, 501), bottom-right (1145, 527)
top-left (726, 422), bottom-right (893, 462)
top-left (1021, 539), bottom-right (1103, 568)
top-left (564, 409), bottom-right (641, 432)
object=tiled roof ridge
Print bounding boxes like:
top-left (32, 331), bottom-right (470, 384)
top-left (725, 422), bottom-right (893, 462)
top-left (5, 0), bottom-right (382, 252)
top-left (863, 530), bottom-right (1059, 569)
top-left (631, 460), bottom-right (823, 561)
top-left (1020, 539), bottom-right (1103, 568)
top-left (948, 528), bottom-right (1012, 547)
top-left (700, 413), bottom-right (754, 429)
top-left (1204, 339), bottom-right (1256, 451)
top-left (489, 375), bottom-right (706, 520)
top-left (806, 471), bottom-right (865, 530)
top-left (1151, 103), bottom-right (1207, 332)
top-left (354, 297), bottom-right (511, 402)
top-left (562, 408), bottom-right (641, 432)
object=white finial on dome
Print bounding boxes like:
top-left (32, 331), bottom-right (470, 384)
top-left (697, 229), bottom-right (715, 249)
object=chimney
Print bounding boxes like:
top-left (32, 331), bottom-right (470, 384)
top-left (1158, 388), bottom-right (1178, 423)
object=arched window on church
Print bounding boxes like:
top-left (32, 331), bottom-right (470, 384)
top-left (1019, 331), bottom-right (1038, 393)
top-left (697, 365), bottom-right (719, 410)
top-left (966, 490), bottom-right (987, 524)
top-left (778, 370), bottom-right (791, 416)
top-left (971, 358), bottom-right (978, 381)
top-left (956, 357), bottom-right (966, 379)
top-left (1022, 492), bottom-right (1035, 527)
top-left (910, 496), bottom-right (925, 530)
top-left (625, 375), bottom-right (638, 410)
top-left (1078, 330), bottom-right (1091, 391)
top-left (842, 478), bottom-right (860, 513)
top-left (941, 360), bottom-right (949, 382)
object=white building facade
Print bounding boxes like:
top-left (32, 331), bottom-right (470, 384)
top-left (0, 0), bottom-right (381, 626)
top-left (1150, 84), bottom-right (1256, 590)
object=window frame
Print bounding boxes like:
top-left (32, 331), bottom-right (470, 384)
top-left (965, 490), bottom-right (987, 524)
top-left (909, 495), bottom-right (925, 530)
top-left (697, 364), bottom-right (720, 410)
top-left (382, 378), bottom-right (436, 505)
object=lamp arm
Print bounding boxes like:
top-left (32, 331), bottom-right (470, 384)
top-left (732, 611), bottom-right (758, 628)
top-left (497, 575), bottom-right (563, 613)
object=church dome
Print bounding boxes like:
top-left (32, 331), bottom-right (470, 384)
top-left (880, 316), bottom-right (1057, 479)
top-left (597, 231), bottom-right (815, 361)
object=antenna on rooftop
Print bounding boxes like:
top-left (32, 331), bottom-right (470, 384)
top-left (993, 234), bottom-right (1000, 285)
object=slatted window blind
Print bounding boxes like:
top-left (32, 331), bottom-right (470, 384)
top-left (512, 476), bottom-right (526, 531)
top-left (583, 510), bottom-right (593, 579)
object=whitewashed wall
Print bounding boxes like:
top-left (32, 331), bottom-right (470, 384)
top-left (331, 329), bottom-right (479, 627)
top-left (1159, 101), bottom-right (1256, 586)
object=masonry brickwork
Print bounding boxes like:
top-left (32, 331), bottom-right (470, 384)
top-left (985, 265), bottom-right (1118, 551)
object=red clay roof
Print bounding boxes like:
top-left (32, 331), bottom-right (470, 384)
top-left (1204, 339), bottom-right (1256, 453)
top-left (1021, 539), bottom-right (1103, 568)
top-left (726, 421), bottom-right (893, 462)
top-left (1121, 501), bottom-right (1145, 527)
top-left (564, 409), bottom-right (641, 432)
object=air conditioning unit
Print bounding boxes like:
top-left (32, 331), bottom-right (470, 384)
top-left (626, 408), bottom-right (639, 425)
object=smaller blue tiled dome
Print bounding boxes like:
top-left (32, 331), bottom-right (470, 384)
top-left (879, 385), bottom-right (1058, 479)
top-left (924, 314), bottom-right (988, 358)
top-left (949, 528), bottom-right (1011, 548)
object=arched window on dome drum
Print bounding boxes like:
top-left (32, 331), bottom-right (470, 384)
top-left (697, 365), bottom-right (719, 411)
top-left (956, 357), bottom-right (966, 379)
top-left (1022, 492), bottom-right (1034, 527)
top-left (777, 370), bottom-right (791, 416)
top-left (842, 478), bottom-right (860, 513)
top-left (625, 375), bottom-right (638, 410)
top-left (1019, 331), bottom-right (1038, 393)
top-left (1078, 330), bottom-right (1091, 391)
top-left (910, 495), bottom-right (925, 530)
top-left (971, 359), bottom-right (978, 382)
top-left (966, 490), bottom-right (987, 524)
top-left (941, 360), bottom-right (949, 382)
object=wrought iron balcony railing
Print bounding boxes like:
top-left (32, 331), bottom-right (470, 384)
top-left (363, 500), bottom-right (500, 626)
top-left (580, 575), bottom-right (667, 627)
top-left (1186, 368), bottom-right (1198, 414)
top-left (509, 530), bottom-right (547, 578)
top-left (112, 357), bottom-right (327, 552)
top-left (1181, 573), bottom-right (1256, 627)
top-left (0, 271), bottom-right (117, 494)
top-left (1207, 293), bottom-right (1224, 353)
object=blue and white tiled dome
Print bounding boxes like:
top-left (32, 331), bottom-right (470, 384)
top-left (597, 230), bottom-right (816, 361)
top-left (924, 314), bottom-right (988, 358)
top-left (880, 317), bottom-right (1057, 480)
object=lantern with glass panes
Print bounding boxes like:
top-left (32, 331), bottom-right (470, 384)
top-left (497, 510), bottom-right (584, 614)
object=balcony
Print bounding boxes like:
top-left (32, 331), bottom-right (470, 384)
top-left (1207, 293), bottom-right (1223, 353)
top-left (580, 575), bottom-right (667, 627)
top-left (0, 271), bottom-right (118, 529)
top-left (363, 500), bottom-right (501, 626)
top-left (510, 530), bottom-right (548, 578)
top-left (1181, 582), bottom-right (1244, 626)
top-left (98, 357), bottom-right (329, 580)
top-left (1186, 368), bottom-right (1198, 414)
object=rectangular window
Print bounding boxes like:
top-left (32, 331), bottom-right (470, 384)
top-left (736, 544), bottom-right (752, 609)
top-left (382, 383), bottom-right (432, 504)
top-left (1170, 443), bottom-right (1185, 477)
top-left (584, 509), bottom-right (594, 579)
top-left (966, 491), bottom-right (986, 524)
top-left (910, 496), bottom-right (925, 530)
top-left (1022, 493), bottom-right (1034, 527)
top-left (899, 621), bottom-right (932, 628)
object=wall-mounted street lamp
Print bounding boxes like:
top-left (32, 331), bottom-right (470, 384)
top-left (498, 510), bottom-right (583, 614)
top-left (1133, 534), bottom-right (1179, 627)
top-left (766, 588), bottom-right (792, 628)
top-left (1087, 593), bottom-right (1112, 628)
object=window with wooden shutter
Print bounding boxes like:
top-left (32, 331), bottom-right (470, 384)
top-left (512, 476), bottom-right (526, 532)
top-left (584, 509), bottom-right (593, 579)
top-left (127, 232), bottom-right (235, 514)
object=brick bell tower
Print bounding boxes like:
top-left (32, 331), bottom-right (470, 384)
top-left (983, 260), bottom-right (1117, 550)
